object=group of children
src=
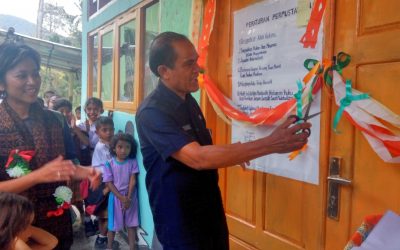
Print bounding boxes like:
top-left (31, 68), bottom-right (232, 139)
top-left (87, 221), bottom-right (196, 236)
top-left (0, 96), bottom-right (140, 250)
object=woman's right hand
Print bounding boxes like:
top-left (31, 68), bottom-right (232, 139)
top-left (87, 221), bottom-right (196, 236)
top-left (32, 155), bottom-right (76, 184)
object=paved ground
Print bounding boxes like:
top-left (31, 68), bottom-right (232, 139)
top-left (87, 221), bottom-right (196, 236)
top-left (69, 206), bottom-right (130, 250)
top-left (71, 223), bottom-right (130, 250)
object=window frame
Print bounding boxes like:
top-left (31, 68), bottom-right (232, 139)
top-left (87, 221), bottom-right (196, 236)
top-left (99, 24), bottom-right (114, 110)
top-left (87, 33), bottom-right (99, 99)
top-left (87, 0), bottom-right (159, 113)
top-left (114, 12), bottom-right (141, 112)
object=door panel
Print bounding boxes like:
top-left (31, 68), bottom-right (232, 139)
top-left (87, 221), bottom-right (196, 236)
top-left (264, 177), bottom-right (303, 244)
top-left (325, 0), bottom-right (400, 249)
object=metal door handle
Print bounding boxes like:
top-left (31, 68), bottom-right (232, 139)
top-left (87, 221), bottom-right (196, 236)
top-left (327, 175), bottom-right (352, 185)
top-left (327, 157), bottom-right (352, 220)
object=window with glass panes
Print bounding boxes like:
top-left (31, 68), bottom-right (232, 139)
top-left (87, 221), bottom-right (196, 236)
top-left (87, 1), bottom-right (160, 112)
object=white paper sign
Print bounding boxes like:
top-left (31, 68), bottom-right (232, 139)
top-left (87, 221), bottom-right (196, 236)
top-left (353, 211), bottom-right (400, 250)
top-left (232, 0), bottom-right (323, 184)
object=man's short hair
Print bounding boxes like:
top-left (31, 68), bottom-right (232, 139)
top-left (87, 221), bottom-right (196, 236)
top-left (53, 98), bottom-right (72, 112)
top-left (95, 116), bottom-right (114, 130)
top-left (149, 32), bottom-right (191, 77)
top-left (43, 90), bottom-right (56, 98)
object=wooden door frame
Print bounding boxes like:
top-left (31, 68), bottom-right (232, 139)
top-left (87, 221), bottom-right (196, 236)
top-left (319, 0), bottom-right (336, 247)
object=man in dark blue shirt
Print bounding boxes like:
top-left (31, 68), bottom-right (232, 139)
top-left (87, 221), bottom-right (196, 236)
top-left (136, 32), bottom-right (311, 250)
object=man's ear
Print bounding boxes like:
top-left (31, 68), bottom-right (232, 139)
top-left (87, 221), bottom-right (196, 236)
top-left (100, 109), bottom-right (104, 114)
top-left (157, 65), bottom-right (170, 80)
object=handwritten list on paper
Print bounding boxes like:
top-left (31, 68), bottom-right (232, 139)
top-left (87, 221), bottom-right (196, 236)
top-left (231, 0), bottom-right (323, 184)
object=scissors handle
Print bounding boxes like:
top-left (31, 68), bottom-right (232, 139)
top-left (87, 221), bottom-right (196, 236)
top-left (288, 114), bottom-right (301, 123)
top-left (287, 115), bottom-right (311, 136)
top-left (302, 128), bottom-right (311, 136)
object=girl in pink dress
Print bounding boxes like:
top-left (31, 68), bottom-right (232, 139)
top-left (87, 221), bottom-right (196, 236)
top-left (103, 133), bottom-right (139, 250)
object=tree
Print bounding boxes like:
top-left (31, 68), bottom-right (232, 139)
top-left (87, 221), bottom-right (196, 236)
top-left (37, 0), bottom-right (82, 47)
top-left (36, 0), bottom-right (83, 108)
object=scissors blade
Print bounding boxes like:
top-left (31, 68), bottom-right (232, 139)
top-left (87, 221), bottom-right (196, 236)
top-left (303, 101), bottom-right (312, 119)
top-left (305, 111), bottom-right (322, 121)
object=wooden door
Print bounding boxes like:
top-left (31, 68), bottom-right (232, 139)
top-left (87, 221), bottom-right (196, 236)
top-left (325, 0), bottom-right (400, 249)
top-left (205, 0), bottom-right (328, 249)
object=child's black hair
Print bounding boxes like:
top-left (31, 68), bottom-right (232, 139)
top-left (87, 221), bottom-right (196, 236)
top-left (0, 192), bottom-right (34, 250)
top-left (53, 98), bottom-right (72, 112)
top-left (95, 116), bottom-right (114, 130)
top-left (109, 133), bottom-right (137, 159)
top-left (75, 106), bottom-right (81, 112)
top-left (84, 97), bottom-right (103, 110)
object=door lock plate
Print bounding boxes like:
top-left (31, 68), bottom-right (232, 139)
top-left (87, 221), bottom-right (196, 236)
top-left (327, 157), bottom-right (341, 220)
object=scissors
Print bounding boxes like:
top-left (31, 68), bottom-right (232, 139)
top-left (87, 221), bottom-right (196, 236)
top-left (288, 101), bottom-right (322, 136)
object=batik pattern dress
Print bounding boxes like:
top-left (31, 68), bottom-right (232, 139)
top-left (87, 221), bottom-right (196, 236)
top-left (0, 101), bottom-right (74, 250)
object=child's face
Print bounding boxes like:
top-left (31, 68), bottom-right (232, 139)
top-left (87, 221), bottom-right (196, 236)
top-left (75, 109), bottom-right (81, 120)
top-left (96, 124), bottom-right (114, 142)
top-left (57, 106), bottom-right (72, 122)
top-left (48, 96), bottom-right (59, 110)
top-left (85, 103), bottom-right (102, 122)
top-left (115, 140), bottom-right (131, 160)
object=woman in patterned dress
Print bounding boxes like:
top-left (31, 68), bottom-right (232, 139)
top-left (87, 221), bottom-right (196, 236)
top-left (0, 43), bottom-right (101, 250)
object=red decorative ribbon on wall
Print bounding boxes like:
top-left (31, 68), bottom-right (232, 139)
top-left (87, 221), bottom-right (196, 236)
top-left (299, 0), bottom-right (327, 48)
top-left (197, 0), bottom-right (216, 69)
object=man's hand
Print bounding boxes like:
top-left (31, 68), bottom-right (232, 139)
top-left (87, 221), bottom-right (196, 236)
top-left (266, 117), bottom-right (311, 154)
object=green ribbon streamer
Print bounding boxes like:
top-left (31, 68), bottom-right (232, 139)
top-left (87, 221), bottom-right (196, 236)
top-left (294, 80), bottom-right (303, 120)
top-left (304, 52), bottom-right (352, 87)
top-left (333, 79), bottom-right (369, 132)
top-left (308, 75), bottom-right (318, 102)
top-left (304, 59), bottom-right (323, 74)
top-left (325, 52), bottom-right (352, 86)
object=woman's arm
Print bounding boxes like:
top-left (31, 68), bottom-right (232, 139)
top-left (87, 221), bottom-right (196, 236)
top-left (73, 166), bottom-right (101, 190)
top-left (13, 238), bottom-right (31, 250)
top-left (0, 156), bottom-right (76, 193)
top-left (25, 226), bottom-right (58, 250)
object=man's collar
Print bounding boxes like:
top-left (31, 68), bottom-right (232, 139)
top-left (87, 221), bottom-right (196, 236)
top-left (156, 80), bottom-right (190, 109)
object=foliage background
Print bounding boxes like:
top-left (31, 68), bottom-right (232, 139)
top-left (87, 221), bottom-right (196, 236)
top-left (37, 0), bottom-right (82, 109)
top-left (39, 66), bottom-right (82, 109)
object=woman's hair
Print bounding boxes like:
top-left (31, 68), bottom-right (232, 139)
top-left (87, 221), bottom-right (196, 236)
top-left (0, 192), bottom-right (34, 250)
top-left (0, 43), bottom-right (41, 83)
top-left (109, 133), bottom-right (137, 159)
top-left (84, 97), bottom-right (103, 110)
